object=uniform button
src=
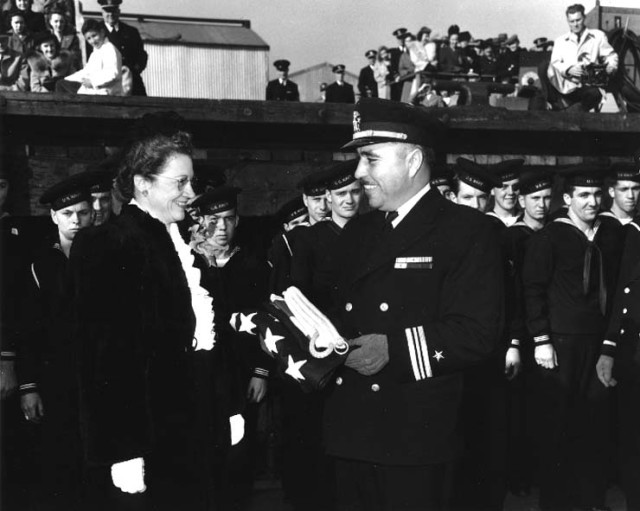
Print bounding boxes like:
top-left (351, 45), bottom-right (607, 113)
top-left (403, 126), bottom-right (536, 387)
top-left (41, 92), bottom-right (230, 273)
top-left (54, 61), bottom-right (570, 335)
top-left (623, 308), bottom-right (628, 314)
top-left (345, 303), bottom-right (353, 312)
top-left (379, 302), bottom-right (389, 312)
top-left (625, 287), bottom-right (631, 294)
top-left (336, 377), bottom-right (343, 386)
top-left (371, 383), bottom-right (380, 392)
top-left (621, 329), bottom-right (625, 335)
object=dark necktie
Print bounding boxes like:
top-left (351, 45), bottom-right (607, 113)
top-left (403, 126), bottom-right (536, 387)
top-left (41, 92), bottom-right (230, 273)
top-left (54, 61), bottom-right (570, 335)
top-left (384, 211), bottom-right (398, 231)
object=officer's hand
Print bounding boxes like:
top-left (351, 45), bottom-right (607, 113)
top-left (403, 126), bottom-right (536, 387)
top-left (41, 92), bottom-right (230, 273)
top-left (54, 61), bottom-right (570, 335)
top-left (567, 65), bottom-right (585, 78)
top-left (606, 62), bottom-right (617, 75)
top-left (1, 360), bottom-right (17, 399)
top-left (534, 344), bottom-right (557, 370)
top-left (345, 334), bottom-right (389, 376)
top-left (505, 347), bottom-right (522, 380)
top-left (247, 376), bottom-right (267, 403)
top-left (596, 354), bottom-right (617, 388)
top-left (21, 392), bottom-right (44, 423)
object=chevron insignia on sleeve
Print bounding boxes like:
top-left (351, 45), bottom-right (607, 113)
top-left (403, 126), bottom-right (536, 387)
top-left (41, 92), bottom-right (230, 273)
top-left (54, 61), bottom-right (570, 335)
top-left (405, 326), bottom-right (433, 381)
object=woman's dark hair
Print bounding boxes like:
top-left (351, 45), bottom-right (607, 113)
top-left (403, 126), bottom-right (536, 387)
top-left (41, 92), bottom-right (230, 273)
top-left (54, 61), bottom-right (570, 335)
top-left (115, 131), bottom-right (194, 201)
top-left (81, 18), bottom-right (105, 36)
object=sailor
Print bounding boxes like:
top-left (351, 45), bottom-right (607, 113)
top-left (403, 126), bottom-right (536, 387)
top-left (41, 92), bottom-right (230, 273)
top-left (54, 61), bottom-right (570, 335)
top-left (429, 164), bottom-right (455, 200)
top-left (522, 165), bottom-right (623, 511)
top-left (487, 158), bottom-right (525, 227)
top-left (599, 161), bottom-right (640, 226)
top-left (452, 157), bottom-right (502, 214)
top-left (502, 170), bottom-right (554, 496)
top-left (267, 196), bottom-right (308, 293)
top-left (291, 159), bottom-right (362, 309)
top-left (299, 171), bottom-right (330, 226)
top-left (189, 185), bottom-right (271, 508)
top-left (18, 174), bottom-right (94, 510)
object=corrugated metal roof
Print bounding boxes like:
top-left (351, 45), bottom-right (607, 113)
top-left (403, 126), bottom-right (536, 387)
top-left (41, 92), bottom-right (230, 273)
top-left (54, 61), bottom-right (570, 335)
top-left (127, 19), bottom-right (269, 49)
top-left (82, 12), bottom-right (269, 49)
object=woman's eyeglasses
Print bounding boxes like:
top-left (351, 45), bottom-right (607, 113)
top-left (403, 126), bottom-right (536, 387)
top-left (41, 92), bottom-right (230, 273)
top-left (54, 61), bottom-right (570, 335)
top-left (154, 174), bottom-right (198, 191)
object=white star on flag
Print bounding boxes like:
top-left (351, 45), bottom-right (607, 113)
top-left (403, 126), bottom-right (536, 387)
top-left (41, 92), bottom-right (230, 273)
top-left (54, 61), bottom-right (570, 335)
top-left (263, 327), bottom-right (284, 354)
top-left (238, 312), bottom-right (257, 334)
top-left (285, 355), bottom-right (307, 381)
top-left (433, 351), bottom-right (444, 362)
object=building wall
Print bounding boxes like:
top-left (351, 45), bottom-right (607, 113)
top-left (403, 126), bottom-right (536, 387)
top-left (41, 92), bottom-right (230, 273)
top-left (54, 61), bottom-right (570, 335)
top-left (143, 44), bottom-right (269, 100)
top-left (14, 142), bottom-right (624, 219)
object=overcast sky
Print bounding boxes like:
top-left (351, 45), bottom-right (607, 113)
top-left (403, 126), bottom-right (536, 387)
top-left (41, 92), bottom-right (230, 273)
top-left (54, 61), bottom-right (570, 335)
top-left (83, 0), bottom-right (637, 77)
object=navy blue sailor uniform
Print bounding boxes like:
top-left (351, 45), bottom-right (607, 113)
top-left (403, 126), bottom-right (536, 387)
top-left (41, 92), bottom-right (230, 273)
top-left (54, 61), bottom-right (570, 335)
top-left (324, 187), bottom-right (504, 466)
top-left (522, 206), bottom-right (623, 510)
top-left (602, 216), bottom-right (640, 511)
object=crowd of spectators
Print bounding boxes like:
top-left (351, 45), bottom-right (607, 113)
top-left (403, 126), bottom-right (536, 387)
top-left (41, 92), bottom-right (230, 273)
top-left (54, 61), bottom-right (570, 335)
top-left (355, 24), bottom-right (554, 106)
top-left (0, 0), bottom-right (146, 95)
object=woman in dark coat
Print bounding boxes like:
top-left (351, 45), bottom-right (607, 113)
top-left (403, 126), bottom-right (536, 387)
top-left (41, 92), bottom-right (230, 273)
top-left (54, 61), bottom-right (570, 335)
top-left (69, 129), bottom-right (244, 510)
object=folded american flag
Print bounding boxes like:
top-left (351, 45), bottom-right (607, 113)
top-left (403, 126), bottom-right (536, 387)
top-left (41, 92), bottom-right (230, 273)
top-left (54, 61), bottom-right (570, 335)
top-left (230, 287), bottom-right (349, 392)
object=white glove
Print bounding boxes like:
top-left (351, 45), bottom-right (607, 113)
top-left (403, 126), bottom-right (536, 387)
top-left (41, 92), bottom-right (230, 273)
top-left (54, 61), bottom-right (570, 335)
top-left (229, 414), bottom-right (245, 446)
top-left (535, 344), bottom-right (558, 370)
top-left (111, 457), bottom-right (146, 494)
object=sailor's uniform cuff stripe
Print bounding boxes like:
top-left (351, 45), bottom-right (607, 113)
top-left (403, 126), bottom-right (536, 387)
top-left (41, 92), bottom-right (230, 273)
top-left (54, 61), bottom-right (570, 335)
top-left (534, 334), bottom-right (551, 345)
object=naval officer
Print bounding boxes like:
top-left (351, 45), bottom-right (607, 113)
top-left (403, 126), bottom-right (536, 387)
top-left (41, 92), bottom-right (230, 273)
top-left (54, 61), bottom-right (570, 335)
top-left (323, 98), bottom-right (504, 510)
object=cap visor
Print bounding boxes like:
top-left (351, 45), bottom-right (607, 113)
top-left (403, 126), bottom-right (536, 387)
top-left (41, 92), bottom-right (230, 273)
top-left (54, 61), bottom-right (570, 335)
top-left (340, 136), bottom-right (404, 151)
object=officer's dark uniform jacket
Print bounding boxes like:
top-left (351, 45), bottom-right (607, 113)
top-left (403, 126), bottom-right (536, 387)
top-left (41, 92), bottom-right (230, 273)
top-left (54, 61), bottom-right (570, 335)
top-left (290, 219), bottom-right (343, 310)
top-left (266, 79), bottom-right (300, 101)
top-left (105, 22), bottom-right (148, 96)
top-left (523, 211), bottom-right (623, 346)
top-left (603, 217), bottom-right (640, 366)
top-left (325, 81), bottom-right (355, 103)
top-left (357, 65), bottom-right (377, 98)
top-left (323, 188), bottom-right (504, 465)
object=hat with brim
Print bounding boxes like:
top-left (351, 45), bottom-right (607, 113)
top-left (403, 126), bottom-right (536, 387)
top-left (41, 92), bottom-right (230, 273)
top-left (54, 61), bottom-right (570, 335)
top-left (40, 174), bottom-right (91, 211)
top-left (455, 158), bottom-right (502, 193)
top-left (191, 185), bottom-right (241, 215)
top-left (274, 59), bottom-right (291, 71)
top-left (342, 98), bottom-right (445, 151)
